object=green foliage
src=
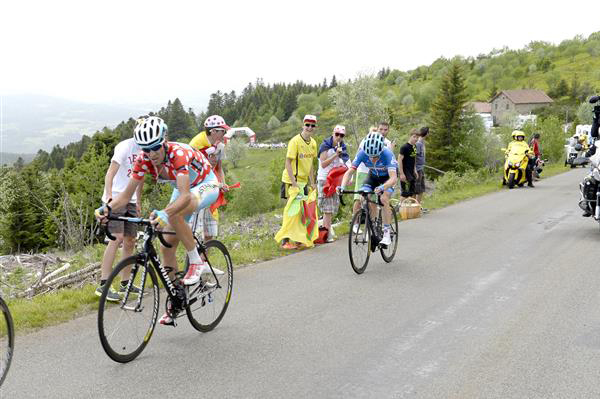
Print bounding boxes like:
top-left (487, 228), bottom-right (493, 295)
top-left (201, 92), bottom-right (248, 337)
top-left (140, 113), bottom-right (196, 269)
top-left (329, 74), bottom-right (386, 146)
top-left (158, 98), bottom-right (197, 141)
top-left (267, 115), bottom-right (281, 130)
top-left (226, 182), bottom-right (278, 218)
top-left (428, 63), bottom-right (472, 172)
top-left (577, 100), bottom-right (595, 124)
top-left (535, 116), bottom-right (566, 162)
top-left (227, 138), bottom-right (248, 169)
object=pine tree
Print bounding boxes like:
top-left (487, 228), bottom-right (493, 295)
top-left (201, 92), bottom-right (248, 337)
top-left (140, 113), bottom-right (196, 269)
top-left (330, 75), bottom-right (337, 88)
top-left (428, 63), bottom-right (469, 172)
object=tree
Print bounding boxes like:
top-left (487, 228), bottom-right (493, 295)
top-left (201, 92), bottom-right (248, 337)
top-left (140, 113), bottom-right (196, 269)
top-left (428, 63), bottom-right (470, 172)
top-left (330, 75), bottom-right (337, 88)
top-left (576, 100), bottom-right (595, 125)
top-left (548, 79), bottom-right (569, 98)
top-left (329, 74), bottom-right (386, 147)
top-left (267, 115), bottom-right (281, 130)
top-left (226, 138), bottom-right (247, 169)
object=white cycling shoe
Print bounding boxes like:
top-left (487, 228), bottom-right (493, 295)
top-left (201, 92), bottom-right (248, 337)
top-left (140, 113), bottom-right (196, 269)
top-left (182, 262), bottom-right (224, 286)
top-left (380, 230), bottom-right (392, 246)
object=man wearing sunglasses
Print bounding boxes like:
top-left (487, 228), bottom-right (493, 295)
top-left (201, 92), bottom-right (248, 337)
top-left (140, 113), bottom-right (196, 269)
top-left (95, 116), bottom-right (222, 326)
top-left (190, 115), bottom-right (231, 241)
top-left (279, 114), bottom-right (318, 249)
top-left (317, 125), bottom-right (349, 241)
top-left (190, 115), bottom-right (229, 192)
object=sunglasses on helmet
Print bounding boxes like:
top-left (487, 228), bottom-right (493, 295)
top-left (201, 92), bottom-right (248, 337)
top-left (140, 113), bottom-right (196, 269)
top-left (142, 143), bottom-right (163, 153)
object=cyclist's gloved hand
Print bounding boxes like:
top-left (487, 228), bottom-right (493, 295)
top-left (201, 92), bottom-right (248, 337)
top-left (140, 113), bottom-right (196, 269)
top-left (374, 185), bottom-right (385, 194)
top-left (95, 204), bottom-right (109, 223)
top-left (336, 185), bottom-right (345, 195)
top-left (151, 209), bottom-right (169, 228)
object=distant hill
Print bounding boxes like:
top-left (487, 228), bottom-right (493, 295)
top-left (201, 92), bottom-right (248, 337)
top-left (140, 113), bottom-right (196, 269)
top-left (1, 94), bottom-right (158, 153)
top-left (0, 152), bottom-right (36, 166)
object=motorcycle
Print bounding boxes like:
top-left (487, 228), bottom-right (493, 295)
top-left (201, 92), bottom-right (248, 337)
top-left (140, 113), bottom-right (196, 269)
top-left (502, 145), bottom-right (531, 189)
top-left (578, 148), bottom-right (600, 229)
top-left (565, 138), bottom-right (589, 168)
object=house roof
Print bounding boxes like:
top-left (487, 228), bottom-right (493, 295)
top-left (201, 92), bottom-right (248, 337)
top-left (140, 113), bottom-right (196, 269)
top-left (468, 102), bottom-right (492, 113)
top-left (491, 89), bottom-right (553, 104)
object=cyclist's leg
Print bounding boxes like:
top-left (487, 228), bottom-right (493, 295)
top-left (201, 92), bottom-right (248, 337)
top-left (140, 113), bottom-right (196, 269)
top-left (353, 171), bottom-right (368, 216)
top-left (361, 174), bottom-right (379, 218)
top-left (380, 191), bottom-right (392, 225)
top-left (170, 175), bottom-right (220, 284)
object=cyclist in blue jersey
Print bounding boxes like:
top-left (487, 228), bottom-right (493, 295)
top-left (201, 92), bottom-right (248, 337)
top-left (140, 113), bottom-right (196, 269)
top-left (338, 133), bottom-right (398, 245)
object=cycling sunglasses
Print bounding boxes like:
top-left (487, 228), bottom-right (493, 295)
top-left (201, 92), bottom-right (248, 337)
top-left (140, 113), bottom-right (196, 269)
top-left (334, 133), bottom-right (345, 137)
top-left (304, 123), bottom-right (316, 128)
top-left (142, 143), bottom-right (163, 153)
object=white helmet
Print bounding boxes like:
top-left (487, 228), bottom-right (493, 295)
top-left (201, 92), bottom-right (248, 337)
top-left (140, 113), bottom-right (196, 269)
top-left (362, 132), bottom-right (386, 157)
top-left (204, 115), bottom-right (229, 130)
top-left (134, 116), bottom-right (167, 148)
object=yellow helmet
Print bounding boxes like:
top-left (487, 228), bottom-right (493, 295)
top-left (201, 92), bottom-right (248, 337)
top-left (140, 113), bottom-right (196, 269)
top-left (511, 130), bottom-right (525, 140)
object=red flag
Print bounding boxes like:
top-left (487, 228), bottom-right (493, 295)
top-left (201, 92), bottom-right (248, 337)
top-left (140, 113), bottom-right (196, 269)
top-left (209, 182), bottom-right (241, 214)
top-left (323, 166), bottom-right (348, 197)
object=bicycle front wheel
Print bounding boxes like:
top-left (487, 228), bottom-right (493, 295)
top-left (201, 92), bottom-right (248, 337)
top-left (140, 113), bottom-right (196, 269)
top-left (348, 210), bottom-right (370, 274)
top-left (98, 256), bottom-right (159, 363)
top-left (380, 206), bottom-right (399, 263)
top-left (186, 240), bottom-right (233, 332)
top-left (0, 297), bottom-right (14, 387)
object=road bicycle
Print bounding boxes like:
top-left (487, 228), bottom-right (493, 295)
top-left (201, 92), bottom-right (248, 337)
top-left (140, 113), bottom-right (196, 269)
top-left (0, 295), bottom-right (14, 387)
top-left (97, 213), bottom-right (233, 363)
top-left (341, 190), bottom-right (398, 274)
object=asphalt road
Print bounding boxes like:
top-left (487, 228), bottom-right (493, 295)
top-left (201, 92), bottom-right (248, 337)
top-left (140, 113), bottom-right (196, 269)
top-left (3, 168), bottom-right (600, 399)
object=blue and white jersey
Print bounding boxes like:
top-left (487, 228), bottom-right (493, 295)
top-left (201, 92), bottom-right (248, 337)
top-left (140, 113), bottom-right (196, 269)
top-left (351, 148), bottom-right (398, 178)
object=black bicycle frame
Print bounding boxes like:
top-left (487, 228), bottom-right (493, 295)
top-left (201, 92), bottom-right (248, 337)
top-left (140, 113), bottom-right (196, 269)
top-left (343, 190), bottom-right (384, 244)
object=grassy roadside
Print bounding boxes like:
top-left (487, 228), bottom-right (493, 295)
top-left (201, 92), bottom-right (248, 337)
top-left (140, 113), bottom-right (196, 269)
top-left (423, 163), bottom-right (570, 210)
top-left (7, 163), bottom-right (570, 334)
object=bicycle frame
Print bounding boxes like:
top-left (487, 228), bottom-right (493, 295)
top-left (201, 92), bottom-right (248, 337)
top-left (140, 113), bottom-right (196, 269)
top-left (106, 215), bottom-right (221, 313)
top-left (344, 191), bottom-right (385, 246)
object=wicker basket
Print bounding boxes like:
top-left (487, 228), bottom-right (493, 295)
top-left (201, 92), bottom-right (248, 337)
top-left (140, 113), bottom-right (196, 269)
top-left (398, 198), bottom-right (422, 220)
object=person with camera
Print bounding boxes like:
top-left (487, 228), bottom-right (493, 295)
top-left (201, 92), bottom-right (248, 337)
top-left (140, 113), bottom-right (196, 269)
top-left (317, 125), bottom-right (350, 242)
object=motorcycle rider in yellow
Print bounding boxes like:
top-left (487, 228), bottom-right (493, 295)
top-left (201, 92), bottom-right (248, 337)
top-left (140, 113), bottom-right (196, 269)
top-left (506, 130), bottom-right (535, 187)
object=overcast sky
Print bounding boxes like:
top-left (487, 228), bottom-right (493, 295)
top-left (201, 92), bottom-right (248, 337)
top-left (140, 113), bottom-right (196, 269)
top-left (1, 0), bottom-right (599, 111)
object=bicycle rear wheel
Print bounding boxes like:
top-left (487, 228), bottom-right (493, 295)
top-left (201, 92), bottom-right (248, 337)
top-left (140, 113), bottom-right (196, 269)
top-left (380, 206), bottom-right (399, 263)
top-left (98, 256), bottom-right (159, 363)
top-left (186, 240), bottom-right (233, 332)
top-left (348, 210), bottom-right (370, 274)
top-left (0, 297), bottom-right (14, 387)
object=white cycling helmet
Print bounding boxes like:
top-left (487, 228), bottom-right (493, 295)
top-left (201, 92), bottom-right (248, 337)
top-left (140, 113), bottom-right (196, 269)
top-left (362, 132), bottom-right (386, 157)
top-left (204, 115), bottom-right (230, 130)
top-left (134, 116), bottom-right (167, 148)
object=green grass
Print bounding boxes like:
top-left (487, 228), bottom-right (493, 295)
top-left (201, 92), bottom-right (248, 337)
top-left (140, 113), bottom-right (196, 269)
top-left (8, 162), bottom-right (571, 334)
top-left (8, 285), bottom-right (98, 332)
top-left (423, 162), bottom-right (569, 210)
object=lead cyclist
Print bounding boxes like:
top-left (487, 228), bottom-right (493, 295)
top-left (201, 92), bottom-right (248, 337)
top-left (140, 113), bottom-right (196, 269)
top-left (337, 132), bottom-right (398, 246)
top-left (96, 116), bottom-right (223, 325)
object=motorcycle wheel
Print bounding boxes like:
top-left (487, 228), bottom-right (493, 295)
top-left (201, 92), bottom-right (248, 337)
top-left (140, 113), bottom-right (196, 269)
top-left (508, 174), bottom-right (515, 189)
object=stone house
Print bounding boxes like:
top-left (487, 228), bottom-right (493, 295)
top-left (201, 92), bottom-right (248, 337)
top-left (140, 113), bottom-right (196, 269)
top-left (490, 89), bottom-right (553, 126)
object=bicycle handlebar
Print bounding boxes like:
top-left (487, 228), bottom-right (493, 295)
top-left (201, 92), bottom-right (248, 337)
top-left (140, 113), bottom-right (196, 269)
top-left (341, 190), bottom-right (382, 195)
top-left (104, 214), bottom-right (174, 248)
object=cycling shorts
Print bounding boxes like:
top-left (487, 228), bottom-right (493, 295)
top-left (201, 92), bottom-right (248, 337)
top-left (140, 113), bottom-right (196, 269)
top-left (169, 170), bottom-right (220, 223)
top-left (361, 173), bottom-right (395, 193)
